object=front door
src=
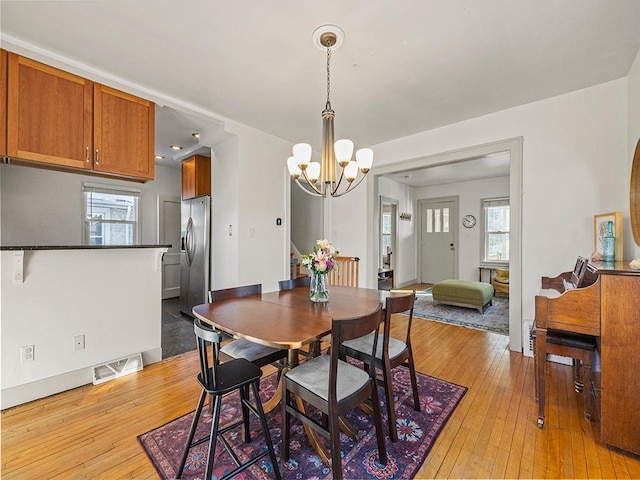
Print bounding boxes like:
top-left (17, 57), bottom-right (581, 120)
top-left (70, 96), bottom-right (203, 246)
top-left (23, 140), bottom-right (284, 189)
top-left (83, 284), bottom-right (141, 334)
top-left (419, 197), bottom-right (458, 283)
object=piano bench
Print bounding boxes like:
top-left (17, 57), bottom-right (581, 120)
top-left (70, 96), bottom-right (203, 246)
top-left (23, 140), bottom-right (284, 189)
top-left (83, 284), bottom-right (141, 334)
top-left (432, 279), bottom-right (495, 313)
top-left (532, 328), bottom-right (596, 428)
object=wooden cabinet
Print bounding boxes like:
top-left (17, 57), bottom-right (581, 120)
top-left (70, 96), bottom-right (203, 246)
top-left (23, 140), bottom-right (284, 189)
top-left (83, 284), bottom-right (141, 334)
top-left (94, 84), bottom-right (154, 180)
top-left (1, 49), bottom-right (7, 157)
top-left (6, 52), bottom-right (154, 181)
top-left (181, 154), bottom-right (211, 199)
top-left (598, 269), bottom-right (640, 455)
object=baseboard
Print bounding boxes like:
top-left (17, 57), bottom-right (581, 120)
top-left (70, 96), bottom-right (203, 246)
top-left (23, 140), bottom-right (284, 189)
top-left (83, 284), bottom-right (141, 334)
top-left (1, 347), bottom-right (162, 410)
top-left (398, 278), bottom-right (418, 289)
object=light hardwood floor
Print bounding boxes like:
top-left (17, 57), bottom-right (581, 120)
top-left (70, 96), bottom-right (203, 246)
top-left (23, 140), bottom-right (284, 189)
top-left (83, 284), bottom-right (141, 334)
top-left (2, 299), bottom-right (640, 478)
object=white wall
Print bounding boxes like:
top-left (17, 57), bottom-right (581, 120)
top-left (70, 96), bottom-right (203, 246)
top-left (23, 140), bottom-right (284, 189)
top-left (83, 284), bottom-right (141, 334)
top-left (210, 137), bottom-right (240, 289)
top-left (0, 163), bottom-right (181, 246)
top-left (209, 120), bottom-right (293, 293)
top-left (628, 48), bottom-right (640, 259)
top-left (345, 78), bottom-right (628, 324)
top-left (291, 178), bottom-right (323, 256)
top-left (413, 176), bottom-right (510, 282)
top-left (1, 247), bottom-right (165, 408)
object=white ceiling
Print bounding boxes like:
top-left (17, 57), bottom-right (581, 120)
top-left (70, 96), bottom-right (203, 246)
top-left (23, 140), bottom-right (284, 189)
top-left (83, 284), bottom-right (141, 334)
top-left (1, 0), bottom-right (639, 184)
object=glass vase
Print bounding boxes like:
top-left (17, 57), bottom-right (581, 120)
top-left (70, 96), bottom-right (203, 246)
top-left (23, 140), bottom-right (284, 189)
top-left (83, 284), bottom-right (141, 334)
top-left (310, 272), bottom-right (330, 303)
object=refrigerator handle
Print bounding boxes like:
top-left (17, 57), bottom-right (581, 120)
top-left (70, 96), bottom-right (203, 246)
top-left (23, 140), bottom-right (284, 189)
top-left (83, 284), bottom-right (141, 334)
top-left (185, 217), bottom-right (193, 267)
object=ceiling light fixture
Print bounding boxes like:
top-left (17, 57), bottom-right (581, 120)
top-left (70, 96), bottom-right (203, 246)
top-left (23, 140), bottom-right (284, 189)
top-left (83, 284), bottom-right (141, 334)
top-left (192, 132), bottom-right (200, 139)
top-left (155, 155), bottom-right (165, 160)
top-left (287, 25), bottom-right (372, 198)
top-left (170, 145), bottom-right (183, 151)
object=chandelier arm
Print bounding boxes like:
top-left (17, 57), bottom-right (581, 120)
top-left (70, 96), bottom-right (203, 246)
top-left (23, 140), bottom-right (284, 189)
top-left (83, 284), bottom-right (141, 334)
top-left (332, 171), bottom-right (369, 198)
top-left (329, 167), bottom-right (347, 196)
top-left (300, 169), bottom-right (326, 196)
top-left (293, 177), bottom-right (324, 197)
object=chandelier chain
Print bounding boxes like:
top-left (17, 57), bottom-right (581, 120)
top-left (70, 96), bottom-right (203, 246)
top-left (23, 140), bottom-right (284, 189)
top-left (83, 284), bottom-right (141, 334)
top-left (326, 45), bottom-right (331, 108)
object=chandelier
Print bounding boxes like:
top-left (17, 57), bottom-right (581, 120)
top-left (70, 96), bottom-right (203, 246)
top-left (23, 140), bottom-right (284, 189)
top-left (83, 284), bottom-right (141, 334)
top-left (287, 25), bottom-right (373, 198)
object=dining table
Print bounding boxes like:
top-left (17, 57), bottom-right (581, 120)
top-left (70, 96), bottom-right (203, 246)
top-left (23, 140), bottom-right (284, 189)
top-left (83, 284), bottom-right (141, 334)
top-left (191, 284), bottom-right (404, 466)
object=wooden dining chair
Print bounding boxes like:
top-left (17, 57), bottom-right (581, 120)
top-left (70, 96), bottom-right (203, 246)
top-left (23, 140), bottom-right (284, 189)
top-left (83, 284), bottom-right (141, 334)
top-left (281, 304), bottom-right (387, 480)
top-left (208, 284), bottom-right (288, 372)
top-left (176, 319), bottom-right (281, 480)
top-left (278, 275), bottom-right (310, 290)
top-left (341, 292), bottom-right (421, 442)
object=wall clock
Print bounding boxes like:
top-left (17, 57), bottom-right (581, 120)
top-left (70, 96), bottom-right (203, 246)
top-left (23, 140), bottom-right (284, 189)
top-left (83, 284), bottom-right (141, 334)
top-left (462, 214), bottom-right (477, 228)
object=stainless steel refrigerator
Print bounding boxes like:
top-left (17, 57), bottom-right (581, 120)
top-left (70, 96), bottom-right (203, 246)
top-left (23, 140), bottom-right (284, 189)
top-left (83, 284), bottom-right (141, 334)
top-left (179, 195), bottom-right (210, 317)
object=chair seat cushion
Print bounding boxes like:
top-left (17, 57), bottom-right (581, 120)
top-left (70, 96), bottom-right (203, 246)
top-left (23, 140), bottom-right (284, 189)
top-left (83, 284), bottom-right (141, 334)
top-left (284, 355), bottom-right (369, 402)
top-left (221, 338), bottom-right (282, 362)
top-left (342, 332), bottom-right (406, 360)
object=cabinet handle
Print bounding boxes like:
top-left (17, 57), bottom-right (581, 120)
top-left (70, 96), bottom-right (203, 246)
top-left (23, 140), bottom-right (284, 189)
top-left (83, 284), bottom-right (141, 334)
top-left (85, 147), bottom-right (90, 163)
top-left (95, 149), bottom-right (100, 165)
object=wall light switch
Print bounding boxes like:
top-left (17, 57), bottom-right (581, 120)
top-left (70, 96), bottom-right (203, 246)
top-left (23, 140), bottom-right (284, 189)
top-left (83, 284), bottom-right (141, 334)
top-left (73, 334), bottom-right (85, 351)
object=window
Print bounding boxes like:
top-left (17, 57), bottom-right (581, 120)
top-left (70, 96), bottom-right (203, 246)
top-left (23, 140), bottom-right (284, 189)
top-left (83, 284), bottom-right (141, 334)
top-left (381, 209), bottom-right (392, 267)
top-left (482, 197), bottom-right (509, 262)
top-left (83, 183), bottom-right (140, 245)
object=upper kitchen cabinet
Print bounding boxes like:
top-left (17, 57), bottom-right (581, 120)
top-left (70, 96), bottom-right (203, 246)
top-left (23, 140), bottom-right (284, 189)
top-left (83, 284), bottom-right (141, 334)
top-left (7, 53), bottom-right (93, 170)
top-left (94, 84), bottom-right (154, 180)
top-left (1, 49), bottom-right (7, 157)
top-left (6, 53), bottom-right (154, 181)
top-left (181, 154), bottom-right (211, 199)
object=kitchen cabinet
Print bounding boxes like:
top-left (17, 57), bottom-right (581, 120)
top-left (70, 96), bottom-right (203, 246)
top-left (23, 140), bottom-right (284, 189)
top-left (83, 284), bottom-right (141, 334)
top-left (93, 84), bottom-right (154, 180)
top-left (6, 53), bottom-right (154, 181)
top-left (1, 49), bottom-right (7, 157)
top-left (181, 154), bottom-right (211, 199)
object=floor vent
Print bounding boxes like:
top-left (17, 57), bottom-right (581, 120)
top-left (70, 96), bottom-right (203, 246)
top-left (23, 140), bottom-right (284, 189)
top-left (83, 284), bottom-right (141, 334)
top-left (523, 320), bottom-right (534, 357)
top-left (92, 353), bottom-right (143, 385)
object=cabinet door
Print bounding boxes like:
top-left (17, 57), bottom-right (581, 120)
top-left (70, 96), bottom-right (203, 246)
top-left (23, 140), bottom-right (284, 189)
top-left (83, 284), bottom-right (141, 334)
top-left (93, 84), bottom-right (154, 180)
top-left (181, 156), bottom-right (197, 200)
top-left (0, 49), bottom-right (7, 157)
top-left (181, 154), bottom-right (211, 200)
top-left (7, 53), bottom-right (92, 169)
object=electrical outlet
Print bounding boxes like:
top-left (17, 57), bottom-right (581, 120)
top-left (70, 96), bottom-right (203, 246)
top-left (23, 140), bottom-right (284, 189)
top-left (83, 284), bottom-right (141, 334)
top-left (20, 345), bottom-right (35, 363)
top-left (73, 334), bottom-right (85, 351)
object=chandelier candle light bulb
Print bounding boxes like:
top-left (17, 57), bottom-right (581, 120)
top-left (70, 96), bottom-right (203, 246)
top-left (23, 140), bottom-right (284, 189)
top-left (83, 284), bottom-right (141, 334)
top-left (287, 25), bottom-right (373, 197)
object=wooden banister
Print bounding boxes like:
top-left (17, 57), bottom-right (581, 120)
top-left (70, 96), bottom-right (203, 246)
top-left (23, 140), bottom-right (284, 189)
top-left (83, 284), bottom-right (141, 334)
top-left (328, 256), bottom-right (360, 287)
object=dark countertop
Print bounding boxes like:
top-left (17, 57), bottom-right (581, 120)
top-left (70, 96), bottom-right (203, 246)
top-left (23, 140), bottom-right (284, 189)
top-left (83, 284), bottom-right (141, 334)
top-left (0, 244), bottom-right (171, 251)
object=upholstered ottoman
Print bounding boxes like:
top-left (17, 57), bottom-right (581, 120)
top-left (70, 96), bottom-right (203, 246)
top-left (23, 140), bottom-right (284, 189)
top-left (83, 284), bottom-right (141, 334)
top-left (432, 279), bottom-right (495, 313)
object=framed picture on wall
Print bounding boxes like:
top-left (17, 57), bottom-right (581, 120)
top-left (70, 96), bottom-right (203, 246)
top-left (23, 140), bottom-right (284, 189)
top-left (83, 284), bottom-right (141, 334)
top-left (593, 211), bottom-right (623, 261)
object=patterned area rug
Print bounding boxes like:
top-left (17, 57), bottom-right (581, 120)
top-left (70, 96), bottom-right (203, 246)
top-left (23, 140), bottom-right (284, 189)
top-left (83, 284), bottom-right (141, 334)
top-left (138, 366), bottom-right (467, 480)
top-left (413, 289), bottom-right (509, 335)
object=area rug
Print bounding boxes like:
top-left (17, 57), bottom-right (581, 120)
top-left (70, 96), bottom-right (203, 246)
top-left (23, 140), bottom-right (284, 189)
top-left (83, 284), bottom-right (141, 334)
top-left (412, 288), bottom-right (509, 335)
top-left (138, 366), bottom-right (467, 480)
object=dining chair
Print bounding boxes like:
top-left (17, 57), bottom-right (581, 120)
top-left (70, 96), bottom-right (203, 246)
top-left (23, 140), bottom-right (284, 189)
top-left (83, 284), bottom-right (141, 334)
top-left (281, 304), bottom-right (387, 480)
top-left (278, 275), bottom-right (311, 290)
top-left (279, 275), bottom-right (323, 358)
top-left (341, 292), bottom-right (421, 442)
top-left (208, 284), bottom-right (288, 372)
top-left (176, 319), bottom-right (281, 480)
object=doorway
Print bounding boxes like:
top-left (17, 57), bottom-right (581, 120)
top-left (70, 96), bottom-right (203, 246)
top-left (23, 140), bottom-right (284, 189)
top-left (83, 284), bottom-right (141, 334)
top-left (418, 196), bottom-right (459, 283)
top-left (380, 197), bottom-right (398, 271)
top-left (368, 137), bottom-right (523, 353)
top-left (158, 195), bottom-right (181, 299)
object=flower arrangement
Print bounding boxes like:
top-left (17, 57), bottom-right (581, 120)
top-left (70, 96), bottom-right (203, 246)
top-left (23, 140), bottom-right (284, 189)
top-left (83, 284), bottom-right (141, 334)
top-left (302, 239), bottom-right (339, 275)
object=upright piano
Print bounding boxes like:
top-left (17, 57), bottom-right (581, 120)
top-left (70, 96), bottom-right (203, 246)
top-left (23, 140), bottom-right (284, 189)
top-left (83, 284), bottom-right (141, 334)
top-left (535, 258), bottom-right (640, 456)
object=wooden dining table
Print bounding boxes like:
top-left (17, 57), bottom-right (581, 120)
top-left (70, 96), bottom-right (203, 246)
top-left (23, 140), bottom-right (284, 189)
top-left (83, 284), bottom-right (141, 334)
top-left (191, 284), bottom-right (400, 466)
